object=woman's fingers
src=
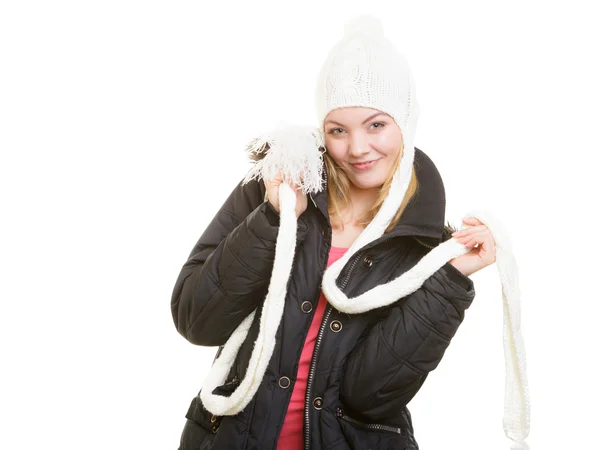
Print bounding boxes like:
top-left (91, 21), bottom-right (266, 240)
top-left (456, 230), bottom-right (487, 247)
top-left (456, 230), bottom-right (497, 262)
top-left (279, 175), bottom-right (304, 192)
top-left (463, 233), bottom-right (485, 248)
top-left (267, 173), bottom-right (305, 198)
top-left (462, 217), bottom-right (483, 225)
top-left (452, 224), bottom-right (487, 237)
top-left (470, 231), bottom-right (496, 263)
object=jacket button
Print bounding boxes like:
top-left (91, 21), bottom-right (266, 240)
top-left (210, 415), bottom-right (218, 424)
top-left (278, 376), bottom-right (291, 389)
top-left (301, 301), bottom-right (313, 313)
top-left (363, 255), bottom-right (373, 268)
top-left (313, 397), bottom-right (323, 410)
top-left (330, 320), bottom-right (342, 332)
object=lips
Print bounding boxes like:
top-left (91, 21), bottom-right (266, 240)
top-left (351, 158), bottom-right (381, 170)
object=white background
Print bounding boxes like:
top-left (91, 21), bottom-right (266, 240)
top-left (1, 1), bottom-right (598, 449)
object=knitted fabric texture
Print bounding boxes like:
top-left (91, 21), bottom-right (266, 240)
top-left (199, 15), bottom-right (531, 450)
top-left (315, 14), bottom-right (416, 131)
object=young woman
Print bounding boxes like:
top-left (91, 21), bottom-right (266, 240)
top-left (171, 16), bottom-right (497, 450)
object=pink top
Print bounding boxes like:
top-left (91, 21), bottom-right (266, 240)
top-left (276, 245), bottom-right (349, 450)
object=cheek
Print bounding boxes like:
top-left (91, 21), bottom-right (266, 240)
top-left (374, 133), bottom-right (399, 156)
top-left (325, 141), bottom-right (346, 164)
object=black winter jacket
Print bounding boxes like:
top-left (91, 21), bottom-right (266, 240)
top-left (171, 147), bottom-right (476, 450)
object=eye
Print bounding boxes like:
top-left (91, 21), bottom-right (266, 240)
top-left (328, 128), bottom-right (344, 135)
top-left (371, 122), bottom-right (385, 129)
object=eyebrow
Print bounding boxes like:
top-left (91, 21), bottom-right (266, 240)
top-left (324, 112), bottom-right (386, 127)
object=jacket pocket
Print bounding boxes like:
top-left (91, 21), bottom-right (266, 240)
top-left (179, 417), bottom-right (216, 450)
top-left (336, 406), bottom-right (409, 450)
top-left (181, 395), bottom-right (216, 450)
top-left (211, 374), bottom-right (240, 397)
top-left (182, 374), bottom-right (241, 450)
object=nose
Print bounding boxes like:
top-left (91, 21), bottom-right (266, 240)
top-left (348, 132), bottom-right (370, 158)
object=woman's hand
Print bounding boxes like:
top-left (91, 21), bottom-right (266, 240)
top-left (264, 172), bottom-right (308, 219)
top-left (448, 217), bottom-right (497, 277)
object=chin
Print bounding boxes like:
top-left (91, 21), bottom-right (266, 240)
top-left (347, 173), bottom-right (386, 190)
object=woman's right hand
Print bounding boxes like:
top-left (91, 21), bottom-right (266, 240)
top-left (264, 173), bottom-right (308, 219)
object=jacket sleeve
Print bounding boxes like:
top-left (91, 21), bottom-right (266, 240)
top-left (170, 177), bottom-right (309, 347)
top-left (340, 261), bottom-right (475, 423)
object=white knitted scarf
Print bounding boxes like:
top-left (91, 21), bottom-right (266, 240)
top-left (198, 124), bottom-right (531, 450)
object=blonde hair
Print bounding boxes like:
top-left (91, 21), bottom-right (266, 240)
top-left (324, 139), bottom-right (419, 234)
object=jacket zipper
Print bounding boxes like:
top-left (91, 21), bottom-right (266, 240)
top-left (302, 161), bottom-right (411, 448)
top-left (336, 406), bottom-right (406, 435)
top-left (303, 238), bottom-right (384, 450)
top-left (303, 234), bottom-right (428, 449)
top-left (303, 302), bottom-right (332, 450)
top-left (225, 374), bottom-right (240, 386)
top-left (414, 236), bottom-right (435, 249)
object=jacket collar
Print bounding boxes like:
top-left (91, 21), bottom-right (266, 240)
top-left (309, 147), bottom-right (447, 245)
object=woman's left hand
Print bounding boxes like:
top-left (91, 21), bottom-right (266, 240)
top-left (448, 217), bottom-right (497, 277)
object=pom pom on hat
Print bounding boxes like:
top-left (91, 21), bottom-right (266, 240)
top-left (343, 14), bottom-right (385, 38)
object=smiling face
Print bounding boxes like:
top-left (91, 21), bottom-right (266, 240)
top-left (323, 107), bottom-right (403, 190)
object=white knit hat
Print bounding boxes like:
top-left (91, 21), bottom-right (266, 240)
top-left (315, 14), bottom-right (417, 132)
top-left (198, 15), bottom-right (531, 450)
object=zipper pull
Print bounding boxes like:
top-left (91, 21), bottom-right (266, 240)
top-left (225, 375), bottom-right (240, 386)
